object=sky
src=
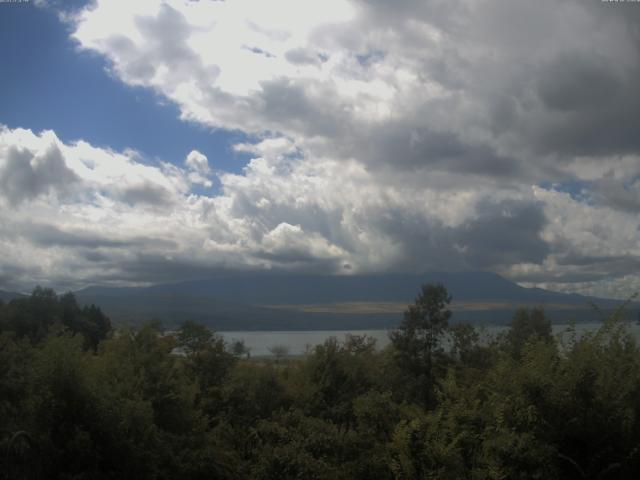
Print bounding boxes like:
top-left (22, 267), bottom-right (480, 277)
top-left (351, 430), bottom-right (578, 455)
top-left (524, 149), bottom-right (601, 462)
top-left (0, 0), bottom-right (639, 299)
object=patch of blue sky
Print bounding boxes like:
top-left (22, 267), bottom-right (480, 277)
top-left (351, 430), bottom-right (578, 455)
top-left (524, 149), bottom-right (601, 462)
top-left (0, 1), bottom-right (253, 178)
top-left (355, 50), bottom-right (385, 67)
top-left (538, 179), bottom-right (590, 202)
top-left (623, 174), bottom-right (640, 189)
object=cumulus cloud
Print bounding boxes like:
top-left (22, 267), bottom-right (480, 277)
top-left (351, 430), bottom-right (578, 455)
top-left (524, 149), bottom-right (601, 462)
top-left (185, 150), bottom-right (210, 174)
top-left (69, 0), bottom-right (640, 180)
top-left (185, 150), bottom-right (212, 187)
top-left (66, 0), bottom-right (640, 227)
top-left (0, 142), bottom-right (78, 205)
top-left (1, 125), bottom-right (638, 297)
top-left (1, 0), bottom-right (638, 297)
top-left (233, 137), bottom-right (298, 159)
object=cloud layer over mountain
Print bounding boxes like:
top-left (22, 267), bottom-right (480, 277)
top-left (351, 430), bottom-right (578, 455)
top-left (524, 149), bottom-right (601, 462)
top-left (1, 0), bottom-right (639, 298)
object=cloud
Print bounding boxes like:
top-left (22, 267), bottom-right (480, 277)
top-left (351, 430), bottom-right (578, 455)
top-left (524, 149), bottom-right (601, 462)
top-left (67, 0), bottom-right (640, 186)
top-left (0, 125), bottom-right (639, 297)
top-left (285, 47), bottom-right (326, 66)
top-left (233, 137), bottom-right (297, 158)
top-left (0, 141), bottom-right (78, 205)
top-left (590, 174), bottom-right (640, 214)
top-left (185, 150), bottom-right (210, 174)
top-left (256, 222), bottom-right (348, 272)
top-left (15, 222), bottom-right (177, 250)
top-left (185, 150), bottom-right (213, 187)
top-left (2, 0), bottom-right (638, 297)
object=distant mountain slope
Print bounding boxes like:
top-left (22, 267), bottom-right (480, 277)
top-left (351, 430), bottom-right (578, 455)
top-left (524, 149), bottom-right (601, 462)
top-left (0, 290), bottom-right (25, 302)
top-left (79, 271), bottom-right (599, 305)
top-left (75, 272), bottom-right (636, 330)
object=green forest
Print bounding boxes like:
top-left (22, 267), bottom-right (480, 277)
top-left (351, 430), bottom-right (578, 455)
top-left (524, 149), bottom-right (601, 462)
top-left (2, 284), bottom-right (640, 479)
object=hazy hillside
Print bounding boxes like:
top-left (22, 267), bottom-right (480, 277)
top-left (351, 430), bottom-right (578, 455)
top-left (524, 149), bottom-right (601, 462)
top-left (75, 272), bottom-right (635, 330)
top-left (0, 290), bottom-right (24, 302)
top-left (78, 271), bottom-right (596, 304)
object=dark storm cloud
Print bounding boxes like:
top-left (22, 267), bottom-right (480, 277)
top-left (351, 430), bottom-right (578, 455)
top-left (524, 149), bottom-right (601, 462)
top-left (327, 0), bottom-right (640, 178)
top-left (557, 253), bottom-right (640, 272)
top-left (509, 253), bottom-right (640, 285)
top-left (92, 253), bottom-right (230, 285)
top-left (0, 144), bottom-right (78, 205)
top-left (82, 250), bottom-right (111, 263)
top-left (526, 61), bottom-right (640, 158)
top-left (114, 182), bottom-right (174, 207)
top-left (372, 199), bottom-right (549, 273)
top-left (589, 175), bottom-right (640, 214)
top-left (284, 47), bottom-right (326, 66)
top-left (254, 248), bottom-right (345, 273)
top-left (17, 223), bottom-right (178, 250)
top-left (355, 0), bottom-right (464, 32)
top-left (353, 125), bottom-right (520, 177)
top-left (455, 200), bottom-right (550, 268)
top-left (253, 78), bottom-right (349, 139)
top-left (451, 0), bottom-right (640, 163)
top-left (0, 263), bottom-right (39, 292)
top-left (536, 53), bottom-right (621, 113)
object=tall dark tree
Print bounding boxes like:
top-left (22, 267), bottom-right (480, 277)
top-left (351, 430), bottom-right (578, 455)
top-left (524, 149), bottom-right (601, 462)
top-left (178, 320), bottom-right (215, 355)
top-left (59, 292), bottom-right (112, 350)
top-left (0, 288), bottom-right (111, 349)
top-left (177, 320), bottom-right (236, 417)
top-left (5, 286), bottom-right (59, 343)
top-left (504, 307), bottom-right (552, 358)
top-left (390, 283), bottom-right (452, 406)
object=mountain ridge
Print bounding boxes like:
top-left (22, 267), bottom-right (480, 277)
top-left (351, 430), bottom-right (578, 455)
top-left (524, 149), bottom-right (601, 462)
top-left (73, 271), bottom-right (636, 330)
top-left (77, 271), bottom-right (595, 304)
top-left (0, 290), bottom-right (25, 302)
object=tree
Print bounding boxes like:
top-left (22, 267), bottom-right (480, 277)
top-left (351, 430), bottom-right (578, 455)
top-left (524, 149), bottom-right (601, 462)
top-left (0, 288), bottom-right (111, 349)
top-left (230, 339), bottom-right (250, 358)
top-left (177, 320), bottom-right (214, 355)
top-left (2, 286), bottom-right (59, 343)
top-left (268, 345), bottom-right (290, 362)
top-left (177, 321), bottom-right (236, 418)
top-left (504, 307), bottom-right (552, 358)
top-left (303, 336), bottom-right (379, 429)
top-left (59, 292), bottom-right (112, 350)
top-left (390, 283), bottom-right (452, 406)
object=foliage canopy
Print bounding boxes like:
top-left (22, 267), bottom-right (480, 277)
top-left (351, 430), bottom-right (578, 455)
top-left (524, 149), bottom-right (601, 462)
top-left (1, 284), bottom-right (640, 479)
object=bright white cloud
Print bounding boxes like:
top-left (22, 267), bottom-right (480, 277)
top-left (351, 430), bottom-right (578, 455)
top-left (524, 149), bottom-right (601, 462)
top-left (184, 149), bottom-right (212, 187)
top-left (69, 0), bottom-right (407, 133)
top-left (233, 137), bottom-right (298, 159)
top-left (185, 150), bottom-right (210, 174)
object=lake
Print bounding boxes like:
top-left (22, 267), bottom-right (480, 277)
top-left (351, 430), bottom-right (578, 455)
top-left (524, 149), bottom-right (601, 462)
top-left (220, 322), bottom-right (640, 357)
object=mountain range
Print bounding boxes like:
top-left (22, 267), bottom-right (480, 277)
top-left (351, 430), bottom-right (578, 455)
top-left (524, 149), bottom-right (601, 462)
top-left (0, 290), bottom-right (25, 302)
top-left (67, 272), bottom-right (637, 331)
top-left (3, 272), bottom-right (636, 331)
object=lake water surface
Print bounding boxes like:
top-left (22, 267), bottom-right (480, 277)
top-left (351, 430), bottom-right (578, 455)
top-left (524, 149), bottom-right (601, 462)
top-left (220, 322), bottom-right (640, 357)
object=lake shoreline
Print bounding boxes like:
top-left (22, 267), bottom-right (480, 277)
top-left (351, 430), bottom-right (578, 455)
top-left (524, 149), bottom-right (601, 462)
top-left (217, 321), bottom-right (640, 357)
